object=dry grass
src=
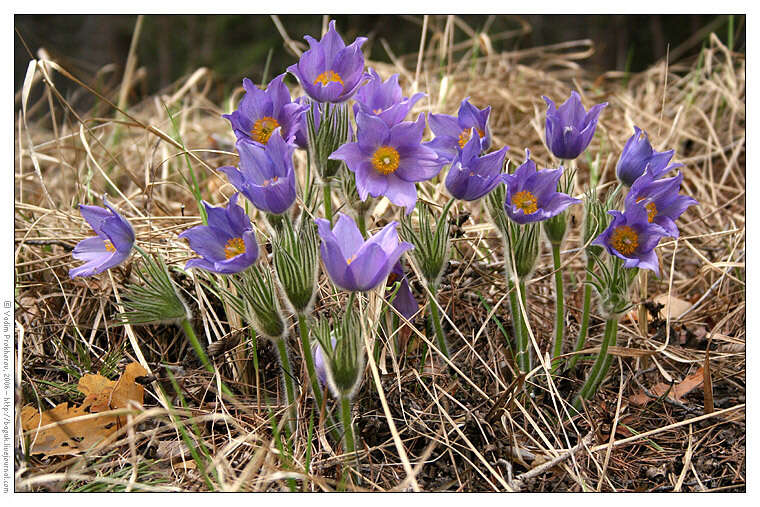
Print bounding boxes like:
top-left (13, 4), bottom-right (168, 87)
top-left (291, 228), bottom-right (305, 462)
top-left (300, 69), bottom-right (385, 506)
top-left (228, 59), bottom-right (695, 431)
top-left (14, 16), bottom-right (744, 492)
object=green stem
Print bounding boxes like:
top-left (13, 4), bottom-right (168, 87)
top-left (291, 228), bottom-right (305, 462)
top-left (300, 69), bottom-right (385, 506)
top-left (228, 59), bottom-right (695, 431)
top-left (427, 286), bottom-right (449, 358)
top-left (357, 211), bottom-right (367, 238)
top-left (573, 317), bottom-right (618, 410)
top-left (550, 243), bottom-right (565, 373)
top-left (569, 257), bottom-right (595, 371)
top-left (323, 182), bottom-right (333, 225)
top-left (275, 338), bottom-right (298, 429)
top-left (180, 318), bottom-right (233, 397)
top-left (297, 312), bottom-right (324, 412)
top-left (341, 395), bottom-right (355, 457)
top-left (507, 275), bottom-right (523, 365)
top-left (517, 279), bottom-right (532, 373)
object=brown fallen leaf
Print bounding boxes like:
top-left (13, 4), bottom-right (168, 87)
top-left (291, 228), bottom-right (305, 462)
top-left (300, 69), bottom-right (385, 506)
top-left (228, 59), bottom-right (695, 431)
top-left (22, 362), bottom-right (147, 456)
top-left (652, 294), bottom-right (692, 321)
top-left (630, 368), bottom-right (705, 407)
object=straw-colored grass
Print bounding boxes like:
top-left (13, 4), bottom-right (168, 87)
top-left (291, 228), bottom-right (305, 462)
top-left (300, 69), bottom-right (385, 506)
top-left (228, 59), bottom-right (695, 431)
top-left (15, 15), bottom-right (744, 492)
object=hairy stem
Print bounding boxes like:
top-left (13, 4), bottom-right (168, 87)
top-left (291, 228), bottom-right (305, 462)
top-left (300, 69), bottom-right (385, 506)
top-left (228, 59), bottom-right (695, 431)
top-left (517, 279), bottom-right (532, 373)
top-left (427, 286), bottom-right (450, 358)
top-left (573, 317), bottom-right (618, 410)
top-left (275, 338), bottom-right (298, 429)
top-left (322, 183), bottom-right (333, 225)
top-left (569, 257), bottom-right (595, 371)
top-left (550, 243), bottom-right (565, 373)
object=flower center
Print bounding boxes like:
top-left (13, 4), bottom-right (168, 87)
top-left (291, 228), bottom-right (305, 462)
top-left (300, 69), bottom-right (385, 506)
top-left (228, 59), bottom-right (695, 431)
top-left (645, 202), bottom-right (657, 222)
top-left (458, 127), bottom-right (485, 149)
top-left (511, 190), bottom-right (538, 215)
top-left (346, 254), bottom-right (357, 265)
top-left (371, 146), bottom-right (401, 175)
top-left (373, 108), bottom-right (384, 114)
top-left (224, 237), bottom-right (246, 259)
top-left (262, 176), bottom-right (279, 187)
top-left (610, 225), bottom-right (639, 256)
top-left (251, 116), bottom-right (280, 144)
top-left (313, 70), bottom-right (344, 87)
top-left (635, 196), bottom-right (658, 223)
top-left (104, 239), bottom-right (116, 253)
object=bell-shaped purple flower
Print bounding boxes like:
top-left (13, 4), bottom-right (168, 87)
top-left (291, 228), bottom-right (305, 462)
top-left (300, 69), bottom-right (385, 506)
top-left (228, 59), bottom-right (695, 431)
top-left (218, 131), bottom-right (297, 215)
top-left (426, 97), bottom-right (492, 162)
top-left (592, 202), bottom-right (669, 276)
top-left (445, 131), bottom-right (508, 201)
top-left (223, 74), bottom-right (307, 147)
top-left (616, 126), bottom-right (683, 186)
top-left (69, 197), bottom-right (135, 278)
top-left (316, 213), bottom-right (413, 292)
top-left (292, 96), bottom-right (314, 149)
top-left (624, 168), bottom-right (698, 238)
top-left (543, 90), bottom-right (607, 160)
top-left (353, 68), bottom-right (425, 126)
top-left (312, 336), bottom-right (337, 387)
top-left (287, 20), bottom-right (368, 104)
top-left (178, 194), bottom-right (259, 274)
top-left (386, 261), bottom-right (418, 320)
top-left (330, 112), bottom-right (445, 214)
top-left (502, 150), bottom-right (582, 225)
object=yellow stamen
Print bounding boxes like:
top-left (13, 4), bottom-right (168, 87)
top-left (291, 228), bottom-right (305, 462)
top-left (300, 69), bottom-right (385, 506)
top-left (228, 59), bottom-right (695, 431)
top-left (458, 127), bottom-right (485, 149)
top-left (371, 146), bottom-right (401, 175)
top-left (224, 237), bottom-right (246, 259)
top-left (511, 190), bottom-right (538, 215)
top-left (610, 225), bottom-right (639, 256)
top-left (313, 70), bottom-right (344, 87)
top-left (645, 202), bottom-right (657, 223)
top-left (373, 108), bottom-right (384, 114)
top-left (346, 254), bottom-right (357, 265)
top-left (104, 240), bottom-right (116, 253)
top-left (262, 176), bottom-right (279, 187)
top-left (250, 116), bottom-right (280, 144)
top-left (635, 196), bottom-right (658, 223)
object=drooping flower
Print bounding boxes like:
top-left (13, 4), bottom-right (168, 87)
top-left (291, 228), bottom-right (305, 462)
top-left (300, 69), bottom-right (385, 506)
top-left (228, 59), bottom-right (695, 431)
top-left (218, 131), bottom-right (297, 215)
top-left (502, 149), bottom-right (582, 225)
top-left (312, 336), bottom-right (337, 387)
top-left (287, 20), bottom-right (368, 103)
top-left (315, 213), bottom-right (413, 292)
top-left (178, 194), bottom-right (259, 274)
top-left (353, 68), bottom-right (425, 126)
top-left (542, 90), bottom-right (607, 160)
top-left (616, 126), bottom-right (683, 186)
top-left (329, 112), bottom-right (445, 214)
top-left (69, 197), bottom-right (135, 278)
top-left (426, 97), bottom-right (492, 162)
top-left (223, 75), bottom-right (307, 147)
top-left (445, 130), bottom-right (508, 201)
top-left (592, 202), bottom-right (669, 276)
top-left (624, 168), bottom-right (698, 237)
top-left (386, 261), bottom-right (418, 320)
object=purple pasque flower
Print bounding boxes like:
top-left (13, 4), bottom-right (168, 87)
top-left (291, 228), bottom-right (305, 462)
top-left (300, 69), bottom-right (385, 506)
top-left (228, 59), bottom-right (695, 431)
top-left (218, 131), bottom-right (297, 215)
top-left (316, 213), bottom-right (413, 292)
top-left (69, 197), bottom-right (135, 278)
top-left (386, 261), bottom-right (418, 320)
top-left (592, 202), bottom-right (669, 276)
top-left (616, 126), bottom-right (683, 186)
top-left (542, 90), bottom-right (607, 160)
top-left (502, 149), bottom-right (582, 225)
top-left (624, 167), bottom-right (698, 238)
top-left (312, 336), bottom-right (337, 387)
top-left (426, 97), bottom-right (492, 162)
top-left (223, 74), bottom-right (307, 147)
top-left (353, 68), bottom-right (425, 126)
top-left (330, 112), bottom-right (445, 214)
top-left (445, 130), bottom-right (508, 201)
top-left (178, 194), bottom-right (259, 274)
top-left (287, 20), bottom-right (368, 103)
